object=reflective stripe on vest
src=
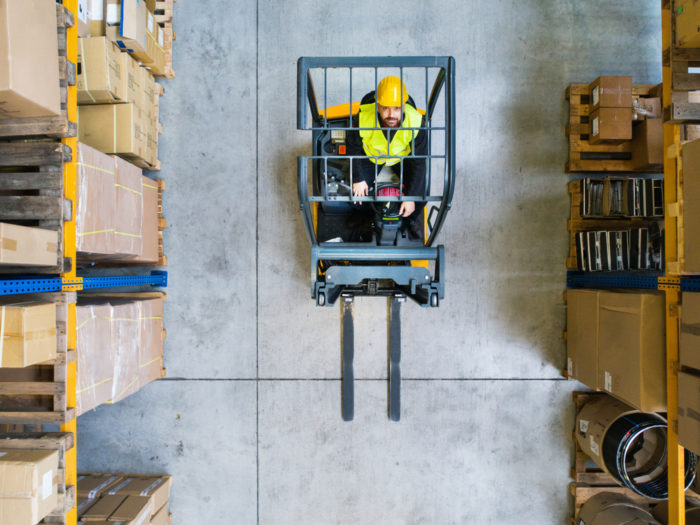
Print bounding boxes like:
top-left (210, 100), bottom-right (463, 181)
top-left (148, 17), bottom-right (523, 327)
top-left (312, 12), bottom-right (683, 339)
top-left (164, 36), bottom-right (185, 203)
top-left (358, 103), bottom-right (423, 166)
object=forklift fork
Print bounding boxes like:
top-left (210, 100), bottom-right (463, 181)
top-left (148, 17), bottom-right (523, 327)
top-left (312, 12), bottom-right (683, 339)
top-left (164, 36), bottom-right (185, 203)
top-left (340, 293), bottom-right (405, 422)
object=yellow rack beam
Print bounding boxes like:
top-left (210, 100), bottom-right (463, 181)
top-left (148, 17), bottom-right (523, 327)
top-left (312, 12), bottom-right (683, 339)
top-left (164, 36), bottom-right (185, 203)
top-left (60, 1), bottom-right (78, 523)
top-left (662, 1), bottom-right (685, 524)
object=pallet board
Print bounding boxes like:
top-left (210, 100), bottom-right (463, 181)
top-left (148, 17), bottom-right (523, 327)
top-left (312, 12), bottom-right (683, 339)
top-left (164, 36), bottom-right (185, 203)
top-left (0, 4), bottom-right (77, 138)
top-left (0, 142), bottom-right (73, 274)
top-left (566, 84), bottom-right (662, 173)
top-left (0, 432), bottom-right (76, 524)
top-left (0, 293), bottom-right (76, 425)
top-left (566, 180), bottom-right (661, 270)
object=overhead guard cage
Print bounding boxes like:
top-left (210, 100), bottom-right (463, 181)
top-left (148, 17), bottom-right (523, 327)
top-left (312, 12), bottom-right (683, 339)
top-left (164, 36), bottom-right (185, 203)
top-left (297, 56), bottom-right (456, 307)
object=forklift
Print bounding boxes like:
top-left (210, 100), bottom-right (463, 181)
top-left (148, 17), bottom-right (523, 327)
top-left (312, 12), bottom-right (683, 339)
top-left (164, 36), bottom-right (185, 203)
top-left (297, 57), bottom-right (456, 421)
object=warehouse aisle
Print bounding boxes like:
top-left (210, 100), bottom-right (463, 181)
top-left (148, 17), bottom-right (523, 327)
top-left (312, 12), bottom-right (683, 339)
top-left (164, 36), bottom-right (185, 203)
top-left (78, 1), bottom-right (662, 523)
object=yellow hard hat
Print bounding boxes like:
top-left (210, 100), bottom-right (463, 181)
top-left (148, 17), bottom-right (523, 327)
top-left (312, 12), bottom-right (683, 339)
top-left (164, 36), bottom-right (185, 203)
top-left (376, 75), bottom-right (409, 107)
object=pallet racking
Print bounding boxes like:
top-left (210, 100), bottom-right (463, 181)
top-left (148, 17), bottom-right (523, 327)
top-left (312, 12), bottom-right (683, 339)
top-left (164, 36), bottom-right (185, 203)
top-left (0, 2), bottom-right (169, 523)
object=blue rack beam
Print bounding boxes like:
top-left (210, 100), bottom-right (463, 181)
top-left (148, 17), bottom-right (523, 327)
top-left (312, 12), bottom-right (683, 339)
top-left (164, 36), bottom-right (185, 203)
top-left (566, 271), bottom-right (661, 290)
top-left (0, 271), bottom-right (167, 296)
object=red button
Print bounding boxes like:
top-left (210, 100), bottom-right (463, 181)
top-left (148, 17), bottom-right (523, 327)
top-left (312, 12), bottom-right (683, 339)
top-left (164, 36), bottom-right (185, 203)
top-left (338, 145), bottom-right (346, 154)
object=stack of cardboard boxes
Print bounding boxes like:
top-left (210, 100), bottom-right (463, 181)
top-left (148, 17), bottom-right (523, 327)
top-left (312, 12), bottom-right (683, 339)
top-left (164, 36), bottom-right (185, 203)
top-left (0, 449), bottom-right (60, 524)
top-left (0, 300), bottom-right (57, 368)
top-left (587, 76), bottom-right (663, 170)
top-left (77, 142), bottom-right (160, 263)
top-left (77, 294), bottom-right (165, 415)
top-left (77, 0), bottom-right (164, 169)
top-left (566, 288), bottom-right (666, 412)
top-left (77, 473), bottom-right (171, 524)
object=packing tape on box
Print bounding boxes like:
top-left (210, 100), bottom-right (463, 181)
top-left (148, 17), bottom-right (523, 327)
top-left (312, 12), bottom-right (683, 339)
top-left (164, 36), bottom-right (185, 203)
top-left (46, 242), bottom-right (57, 254)
top-left (115, 183), bottom-right (143, 196)
top-left (682, 322), bottom-right (700, 336)
top-left (140, 476), bottom-right (165, 496)
top-left (0, 491), bottom-right (34, 498)
top-left (1, 238), bottom-right (17, 251)
top-left (77, 375), bottom-right (113, 395)
top-left (139, 356), bottom-right (162, 369)
top-left (688, 407), bottom-right (700, 423)
top-left (135, 506), bottom-right (152, 525)
top-left (3, 328), bottom-right (56, 341)
top-left (114, 104), bottom-right (117, 152)
top-left (79, 38), bottom-right (97, 104)
top-left (85, 475), bottom-right (121, 499)
top-left (143, 182), bottom-right (158, 190)
top-left (76, 162), bottom-right (115, 175)
top-left (107, 477), bottom-right (134, 495)
top-left (78, 228), bottom-right (115, 237)
top-left (114, 231), bottom-right (142, 239)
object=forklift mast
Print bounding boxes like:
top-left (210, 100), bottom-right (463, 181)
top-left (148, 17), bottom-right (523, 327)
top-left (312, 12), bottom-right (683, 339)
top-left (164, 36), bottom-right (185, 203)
top-left (297, 56), bottom-right (456, 421)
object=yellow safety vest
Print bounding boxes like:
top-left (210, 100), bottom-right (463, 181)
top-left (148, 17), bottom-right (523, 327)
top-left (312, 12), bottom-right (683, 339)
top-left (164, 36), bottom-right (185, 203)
top-left (358, 103), bottom-right (423, 166)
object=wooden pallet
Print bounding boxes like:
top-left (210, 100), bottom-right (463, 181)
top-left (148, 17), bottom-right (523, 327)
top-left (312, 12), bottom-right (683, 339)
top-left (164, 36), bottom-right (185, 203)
top-left (0, 4), bottom-right (76, 138)
top-left (0, 432), bottom-right (76, 524)
top-left (570, 392), bottom-right (654, 523)
top-left (85, 178), bottom-right (167, 268)
top-left (153, 0), bottom-right (175, 25)
top-left (158, 22), bottom-right (176, 80)
top-left (0, 142), bottom-right (74, 274)
top-left (0, 292), bottom-right (77, 425)
top-left (566, 180), bottom-right (661, 270)
top-left (566, 84), bottom-right (663, 173)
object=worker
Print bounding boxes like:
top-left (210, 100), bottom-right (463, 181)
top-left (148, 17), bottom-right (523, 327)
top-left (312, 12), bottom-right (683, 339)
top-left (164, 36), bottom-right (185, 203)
top-left (346, 75), bottom-right (428, 239)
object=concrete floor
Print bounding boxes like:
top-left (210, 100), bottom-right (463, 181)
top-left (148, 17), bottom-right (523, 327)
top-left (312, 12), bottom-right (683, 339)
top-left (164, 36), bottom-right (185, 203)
top-left (77, 1), bottom-right (663, 523)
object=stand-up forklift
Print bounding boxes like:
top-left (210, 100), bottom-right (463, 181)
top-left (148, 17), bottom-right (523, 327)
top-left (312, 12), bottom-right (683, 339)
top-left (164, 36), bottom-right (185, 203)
top-left (297, 56), bottom-right (456, 421)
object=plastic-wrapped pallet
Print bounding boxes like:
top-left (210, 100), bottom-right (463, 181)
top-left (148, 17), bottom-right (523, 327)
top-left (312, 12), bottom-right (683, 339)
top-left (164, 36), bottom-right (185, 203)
top-left (108, 300), bottom-right (140, 403)
top-left (136, 296), bottom-right (164, 388)
top-left (76, 301), bottom-right (114, 415)
top-left (112, 156), bottom-right (143, 257)
top-left (76, 142), bottom-right (116, 256)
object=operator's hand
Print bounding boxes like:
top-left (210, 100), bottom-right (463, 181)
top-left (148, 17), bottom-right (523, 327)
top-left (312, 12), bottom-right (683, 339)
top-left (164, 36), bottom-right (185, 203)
top-left (353, 181), bottom-right (369, 204)
top-left (399, 201), bottom-right (415, 217)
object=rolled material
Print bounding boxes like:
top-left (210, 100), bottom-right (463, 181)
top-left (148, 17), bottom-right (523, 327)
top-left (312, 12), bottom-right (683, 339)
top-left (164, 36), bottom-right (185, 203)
top-left (576, 395), bottom-right (697, 500)
top-left (577, 492), bottom-right (660, 525)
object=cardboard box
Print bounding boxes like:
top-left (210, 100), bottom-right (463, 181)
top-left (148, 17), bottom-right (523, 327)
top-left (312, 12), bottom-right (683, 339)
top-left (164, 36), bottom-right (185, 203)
top-left (106, 0), bottom-right (149, 60)
top-left (78, 37), bottom-right (126, 104)
top-left (76, 142), bottom-right (117, 256)
top-left (81, 494), bottom-right (126, 520)
top-left (0, 300), bottom-right (56, 368)
top-left (589, 76), bottom-right (633, 110)
top-left (136, 298), bottom-right (164, 388)
top-left (110, 300), bottom-right (140, 403)
top-left (683, 139), bottom-right (700, 273)
top-left (76, 303), bottom-right (115, 415)
top-left (679, 371), bottom-right (700, 455)
top-left (107, 475), bottom-right (170, 515)
top-left (151, 503), bottom-right (169, 525)
top-left (142, 17), bottom-right (167, 76)
top-left (577, 492), bottom-right (658, 525)
top-left (589, 108), bottom-right (633, 145)
top-left (0, 222), bottom-right (58, 267)
top-left (681, 292), bottom-right (700, 371)
top-left (89, 0), bottom-right (106, 36)
top-left (128, 176), bottom-right (160, 264)
top-left (566, 289), bottom-right (599, 390)
top-left (631, 118), bottom-right (664, 170)
top-left (77, 474), bottom-right (123, 499)
top-left (598, 291), bottom-right (666, 412)
top-left (0, 449), bottom-right (58, 525)
top-left (0, 0), bottom-right (61, 119)
top-left (677, 0), bottom-right (700, 48)
top-left (633, 96), bottom-right (661, 121)
top-left (77, 496), bottom-right (98, 516)
top-left (110, 494), bottom-right (153, 522)
top-left (113, 156), bottom-right (144, 257)
top-left (79, 103), bottom-right (147, 160)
